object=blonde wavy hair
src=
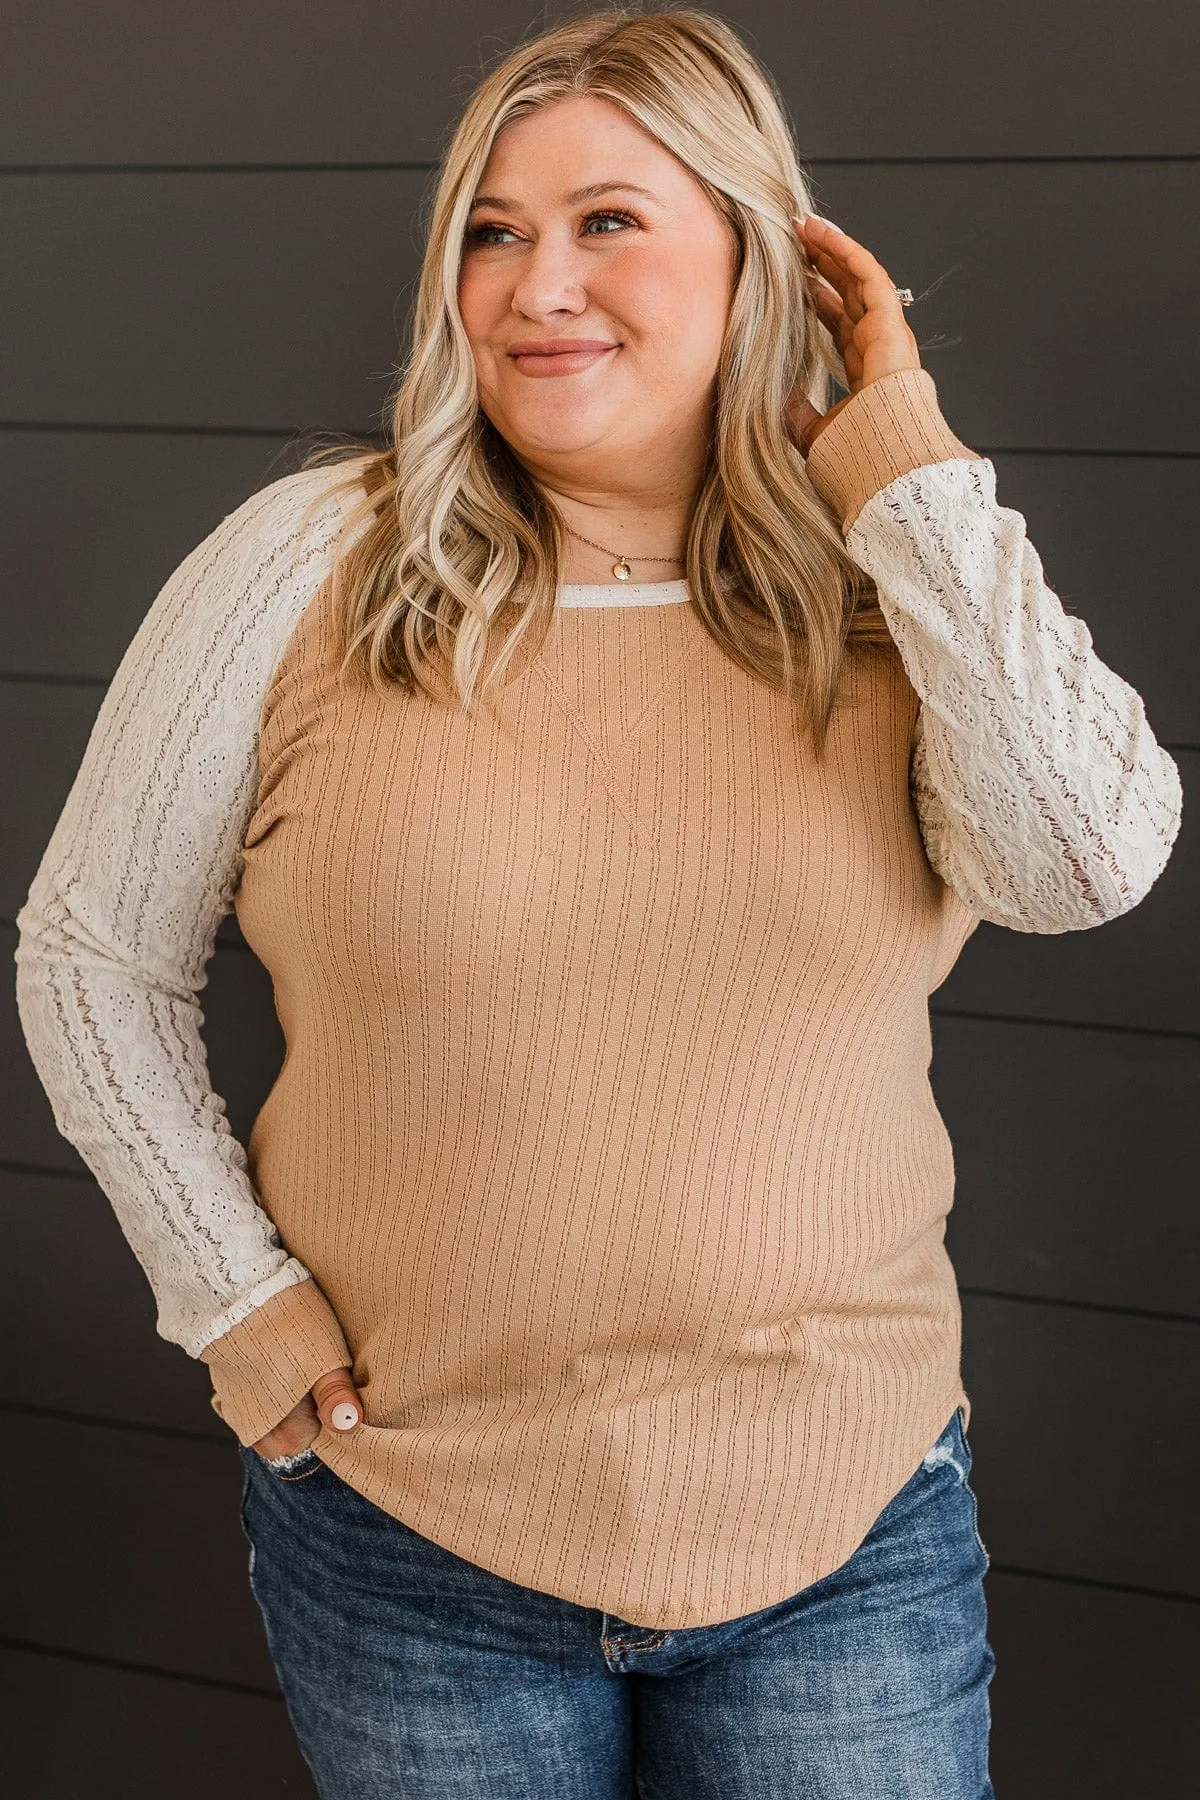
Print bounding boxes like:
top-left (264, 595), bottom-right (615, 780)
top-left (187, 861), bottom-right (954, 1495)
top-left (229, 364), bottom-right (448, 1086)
top-left (301, 5), bottom-right (891, 749)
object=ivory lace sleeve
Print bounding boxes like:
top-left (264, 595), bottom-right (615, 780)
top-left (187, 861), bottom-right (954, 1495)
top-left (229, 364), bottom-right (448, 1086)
top-left (805, 368), bottom-right (1182, 931)
top-left (13, 464), bottom-right (366, 1399)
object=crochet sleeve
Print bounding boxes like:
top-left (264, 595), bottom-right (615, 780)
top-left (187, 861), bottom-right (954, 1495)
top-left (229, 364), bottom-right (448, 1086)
top-left (13, 462), bottom-right (369, 1442)
top-left (805, 369), bottom-right (1183, 932)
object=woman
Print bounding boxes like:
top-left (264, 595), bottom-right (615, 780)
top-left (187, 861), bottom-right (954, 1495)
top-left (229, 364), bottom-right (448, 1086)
top-left (15, 8), bottom-right (1181, 1797)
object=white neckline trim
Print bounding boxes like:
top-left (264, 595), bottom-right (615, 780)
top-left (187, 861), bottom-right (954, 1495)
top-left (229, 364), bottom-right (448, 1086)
top-left (559, 578), bottom-right (689, 609)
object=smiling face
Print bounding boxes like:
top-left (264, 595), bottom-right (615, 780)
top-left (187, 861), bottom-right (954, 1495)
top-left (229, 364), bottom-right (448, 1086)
top-left (458, 94), bottom-right (739, 493)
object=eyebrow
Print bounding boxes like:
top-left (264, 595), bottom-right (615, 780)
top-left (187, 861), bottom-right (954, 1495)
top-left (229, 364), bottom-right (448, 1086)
top-left (468, 181), bottom-right (663, 212)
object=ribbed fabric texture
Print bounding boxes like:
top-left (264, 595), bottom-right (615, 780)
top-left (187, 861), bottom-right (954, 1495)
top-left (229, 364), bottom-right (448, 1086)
top-left (216, 576), bottom-right (979, 1630)
top-left (15, 363), bottom-right (1178, 1631)
top-left (805, 366), bottom-right (977, 530)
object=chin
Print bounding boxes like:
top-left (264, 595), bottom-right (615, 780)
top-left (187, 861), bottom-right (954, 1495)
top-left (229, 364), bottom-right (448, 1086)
top-left (501, 401), bottom-right (622, 460)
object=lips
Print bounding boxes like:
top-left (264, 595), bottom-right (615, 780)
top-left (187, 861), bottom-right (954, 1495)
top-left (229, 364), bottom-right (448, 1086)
top-left (508, 340), bottom-right (619, 378)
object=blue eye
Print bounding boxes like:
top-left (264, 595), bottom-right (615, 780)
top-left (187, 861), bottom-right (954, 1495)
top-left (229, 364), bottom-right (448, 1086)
top-left (465, 208), bottom-right (640, 248)
top-left (581, 209), bottom-right (639, 234)
top-left (465, 222), bottom-right (518, 247)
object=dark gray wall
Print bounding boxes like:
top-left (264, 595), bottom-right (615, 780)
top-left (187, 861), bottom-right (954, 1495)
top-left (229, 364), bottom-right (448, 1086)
top-left (2, 4), bottom-right (1197, 1793)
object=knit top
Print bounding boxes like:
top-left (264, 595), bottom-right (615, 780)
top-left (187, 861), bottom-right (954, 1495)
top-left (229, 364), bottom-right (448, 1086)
top-left (15, 370), bottom-right (1182, 1629)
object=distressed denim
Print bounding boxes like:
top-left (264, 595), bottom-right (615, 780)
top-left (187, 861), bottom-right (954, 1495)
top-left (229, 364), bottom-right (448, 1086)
top-left (238, 1405), bottom-right (995, 1798)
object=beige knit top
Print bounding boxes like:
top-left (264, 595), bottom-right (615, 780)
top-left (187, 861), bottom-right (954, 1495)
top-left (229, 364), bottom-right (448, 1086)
top-left (15, 370), bottom-right (1182, 1628)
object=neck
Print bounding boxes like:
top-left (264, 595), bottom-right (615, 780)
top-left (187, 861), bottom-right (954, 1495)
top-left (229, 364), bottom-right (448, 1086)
top-left (516, 437), bottom-right (707, 586)
top-left (543, 483), bottom-right (693, 585)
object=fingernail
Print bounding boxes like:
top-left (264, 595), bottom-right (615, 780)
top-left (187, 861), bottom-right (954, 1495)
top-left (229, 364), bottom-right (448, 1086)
top-left (330, 1402), bottom-right (360, 1431)
top-left (813, 215), bottom-right (842, 230)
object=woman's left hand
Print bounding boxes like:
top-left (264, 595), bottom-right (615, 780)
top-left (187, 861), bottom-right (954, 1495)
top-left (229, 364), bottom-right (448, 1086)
top-left (787, 215), bottom-right (923, 456)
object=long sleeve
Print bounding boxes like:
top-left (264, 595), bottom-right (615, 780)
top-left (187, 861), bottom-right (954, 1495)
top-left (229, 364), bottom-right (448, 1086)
top-left (805, 368), bottom-right (1183, 933)
top-left (13, 461), bottom-right (369, 1443)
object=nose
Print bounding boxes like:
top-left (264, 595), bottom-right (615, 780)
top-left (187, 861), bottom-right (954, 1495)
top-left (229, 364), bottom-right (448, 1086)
top-left (509, 232), bottom-right (588, 322)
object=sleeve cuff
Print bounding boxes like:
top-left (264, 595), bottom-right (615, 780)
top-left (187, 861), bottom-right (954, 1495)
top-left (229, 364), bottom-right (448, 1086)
top-left (198, 1275), bottom-right (353, 1446)
top-left (804, 367), bottom-right (980, 533)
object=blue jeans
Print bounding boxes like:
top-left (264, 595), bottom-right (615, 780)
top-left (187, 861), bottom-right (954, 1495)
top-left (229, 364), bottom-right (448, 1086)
top-left (238, 1406), bottom-right (995, 1798)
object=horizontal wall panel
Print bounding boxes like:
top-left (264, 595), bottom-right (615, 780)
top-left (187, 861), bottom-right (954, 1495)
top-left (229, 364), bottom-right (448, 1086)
top-left (0, 0), bottom-right (547, 167)
top-left (961, 1295), bottom-right (1200, 1596)
top-left (1, 1), bottom-right (1196, 164)
top-left (2, 679), bottom-right (105, 918)
top-left (0, 1414), bottom-right (278, 1686)
top-left (5, 1392), bottom-right (1197, 1749)
top-left (12, 913), bottom-right (1198, 1281)
top-left (1, 926), bottom-right (280, 1176)
top-left (0, 1584), bottom-right (1195, 1800)
top-left (203, 944), bottom-right (286, 1145)
top-left (5, 440), bottom-right (1195, 750)
top-left (4, 163), bottom-right (1197, 449)
top-left (936, 1017), bottom-right (1200, 1317)
top-left (0, 429), bottom-right (298, 678)
top-left (7, 722), bottom-right (1194, 1057)
top-left (2, 1584), bottom-right (1195, 1800)
top-left (0, 1648), bottom-right (314, 1799)
top-left (985, 1572), bottom-right (1200, 1797)
top-left (936, 750), bottom-right (1196, 1033)
top-left (1, 1578), bottom-right (1194, 1800)
top-left (5, 1381), bottom-right (1198, 1758)
top-left (822, 160), bottom-right (1198, 455)
top-left (0, 1168), bottom-right (222, 1436)
top-left (1, 169), bottom-right (428, 432)
top-left (985, 453), bottom-right (1199, 749)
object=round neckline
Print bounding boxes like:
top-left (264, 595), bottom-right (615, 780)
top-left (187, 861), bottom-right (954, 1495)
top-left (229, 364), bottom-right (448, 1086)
top-left (558, 577), bottom-right (689, 609)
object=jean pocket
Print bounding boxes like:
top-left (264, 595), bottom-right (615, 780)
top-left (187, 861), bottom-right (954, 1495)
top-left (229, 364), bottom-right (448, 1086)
top-left (252, 1442), bottom-right (325, 1482)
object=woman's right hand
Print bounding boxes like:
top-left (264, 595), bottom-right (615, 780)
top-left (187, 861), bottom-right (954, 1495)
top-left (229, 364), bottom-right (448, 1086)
top-left (251, 1366), bottom-right (364, 1460)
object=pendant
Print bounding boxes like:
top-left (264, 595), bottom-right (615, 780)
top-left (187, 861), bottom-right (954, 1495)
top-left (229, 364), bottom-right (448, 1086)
top-left (613, 559), bottom-right (632, 581)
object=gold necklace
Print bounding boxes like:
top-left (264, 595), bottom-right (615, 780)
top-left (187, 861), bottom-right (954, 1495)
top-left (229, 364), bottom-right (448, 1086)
top-left (562, 521), bottom-right (685, 584)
